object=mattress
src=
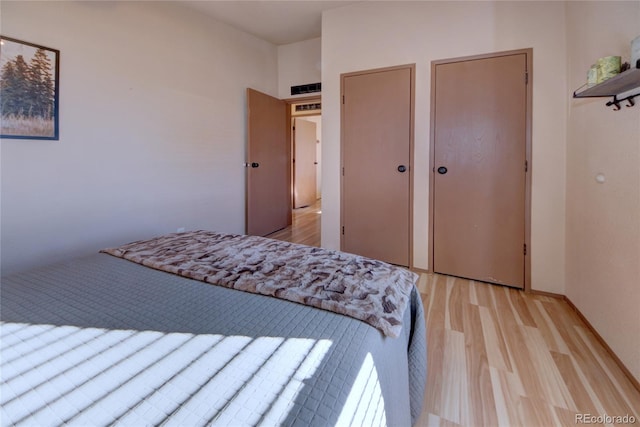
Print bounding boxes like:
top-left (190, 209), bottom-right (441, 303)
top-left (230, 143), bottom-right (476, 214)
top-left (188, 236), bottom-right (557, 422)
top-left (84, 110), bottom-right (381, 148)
top-left (1, 252), bottom-right (426, 426)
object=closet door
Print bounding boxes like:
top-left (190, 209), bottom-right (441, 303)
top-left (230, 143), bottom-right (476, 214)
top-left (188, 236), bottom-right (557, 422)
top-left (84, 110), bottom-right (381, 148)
top-left (432, 52), bottom-right (529, 288)
top-left (341, 65), bottom-right (414, 267)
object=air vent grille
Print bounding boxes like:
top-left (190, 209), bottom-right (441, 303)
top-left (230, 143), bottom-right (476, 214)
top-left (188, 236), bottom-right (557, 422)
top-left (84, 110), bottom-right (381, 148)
top-left (295, 103), bottom-right (321, 112)
top-left (291, 82), bottom-right (321, 95)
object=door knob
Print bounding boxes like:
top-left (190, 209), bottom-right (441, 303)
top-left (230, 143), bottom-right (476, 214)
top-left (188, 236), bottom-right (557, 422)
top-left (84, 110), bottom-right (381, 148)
top-left (437, 166), bottom-right (448, 174)
top-left (251, 162), bottom-right (260, 168)
top-left (397, 165), bottom-right (407, 173)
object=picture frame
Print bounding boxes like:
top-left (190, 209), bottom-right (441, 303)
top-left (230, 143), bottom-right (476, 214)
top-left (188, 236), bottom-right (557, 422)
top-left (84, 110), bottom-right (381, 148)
top-left (0, 36), bottom-right (60, 140)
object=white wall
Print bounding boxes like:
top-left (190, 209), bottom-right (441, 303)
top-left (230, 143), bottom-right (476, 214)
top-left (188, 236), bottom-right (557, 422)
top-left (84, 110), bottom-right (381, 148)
top-left (278, 38), bottom-right (323, 198)
top-left (277, 37), bottom-right (321, 99)
top-left (322, 1), bottom-right (568, 293)
top-left (0, 1), bottom-right (278, 275)
top-left (565, 2), bottom-right (640, 382)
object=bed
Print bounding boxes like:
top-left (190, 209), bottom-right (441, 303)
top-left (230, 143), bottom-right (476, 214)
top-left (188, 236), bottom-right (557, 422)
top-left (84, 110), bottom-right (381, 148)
top-left (0, 231), bottom-right (426, 426)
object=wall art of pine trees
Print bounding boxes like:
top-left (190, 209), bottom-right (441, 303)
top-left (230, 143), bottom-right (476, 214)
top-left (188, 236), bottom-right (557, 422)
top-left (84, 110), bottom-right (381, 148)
top-left (1, 37), bottom-right (59, 140)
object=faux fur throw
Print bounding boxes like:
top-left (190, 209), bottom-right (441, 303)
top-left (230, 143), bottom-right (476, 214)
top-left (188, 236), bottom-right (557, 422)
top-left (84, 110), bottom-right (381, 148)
top-left (102, 231), bottom-right (417, 338)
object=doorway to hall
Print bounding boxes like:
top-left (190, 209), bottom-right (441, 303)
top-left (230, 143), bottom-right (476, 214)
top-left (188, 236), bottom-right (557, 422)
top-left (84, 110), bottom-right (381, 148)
top-left (266, 99), bottom-right (321, 247)
top-left (245, 91), bottom-right (321, 240)
top-left (291, 100), bottom-right (321, 210)
top-left (287, 100), bottom-right (321, 246)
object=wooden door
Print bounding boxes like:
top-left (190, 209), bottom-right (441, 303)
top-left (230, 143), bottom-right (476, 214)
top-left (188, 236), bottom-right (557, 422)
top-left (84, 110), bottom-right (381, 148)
top-left (246, 88), bottom-right (290, 236)
top-left (293, 118), bottom-right (317, 208)
top-left (341, 65), bottom-right (413, 267)
top-left (432, 52), bottom-right (529, 288)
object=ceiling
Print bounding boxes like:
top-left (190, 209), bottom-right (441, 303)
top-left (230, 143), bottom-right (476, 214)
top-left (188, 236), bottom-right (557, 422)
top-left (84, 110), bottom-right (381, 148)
top-left (181, 1), bottom-right (359, 45)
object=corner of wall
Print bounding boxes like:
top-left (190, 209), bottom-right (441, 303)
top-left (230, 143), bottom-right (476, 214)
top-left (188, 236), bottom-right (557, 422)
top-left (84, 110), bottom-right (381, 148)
top-left (564, 0), bottom-right (640, 384)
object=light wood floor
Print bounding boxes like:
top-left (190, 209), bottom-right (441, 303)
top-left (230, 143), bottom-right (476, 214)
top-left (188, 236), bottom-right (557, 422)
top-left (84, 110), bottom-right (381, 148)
top-left (267, 200), bottom-right (640, 426)
top-left (266, 199), bottom-right (321, 247)
top-left (416, 274), bottom-right (640, 426)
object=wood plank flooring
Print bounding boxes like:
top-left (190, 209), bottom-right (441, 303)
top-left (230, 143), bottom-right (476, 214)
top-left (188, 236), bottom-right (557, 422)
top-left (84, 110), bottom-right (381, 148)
top-left (266, 199), bottom-right (321, 247)
top-left (268, 200), bottom-right (640, 425)
top-left (417, 274), bottom-right (640, 426)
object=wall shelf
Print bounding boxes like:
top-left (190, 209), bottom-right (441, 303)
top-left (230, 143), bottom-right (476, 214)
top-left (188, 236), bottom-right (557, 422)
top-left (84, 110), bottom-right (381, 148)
top-left (573, 65), bottom-right (640, 110)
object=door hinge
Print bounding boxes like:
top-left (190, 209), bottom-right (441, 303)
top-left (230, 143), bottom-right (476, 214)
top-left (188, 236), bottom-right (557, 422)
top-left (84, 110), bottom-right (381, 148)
top-left (342, 226), bottom-right (345, 235)
top-left (525, 160), bottom-right (528, 172)
top-left (342, 167), bottom-right (345, 176)
top-left (525, 72), bottom-right (529, 85)
top-left (342, 95), bottom-right (345, 104)
top-left (524, 244), bottom-right (527, 255)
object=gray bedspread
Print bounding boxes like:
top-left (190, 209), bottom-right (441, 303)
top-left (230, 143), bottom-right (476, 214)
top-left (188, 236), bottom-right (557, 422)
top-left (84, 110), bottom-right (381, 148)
top-left (102, 231), bottom-right (418, 338)
top-left (1, 253), bottom-right (426, 426)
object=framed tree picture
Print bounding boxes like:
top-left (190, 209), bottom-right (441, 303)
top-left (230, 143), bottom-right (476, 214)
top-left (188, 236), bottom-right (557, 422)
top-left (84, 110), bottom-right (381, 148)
top-left (0, 36), bottom-right (60, 140)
